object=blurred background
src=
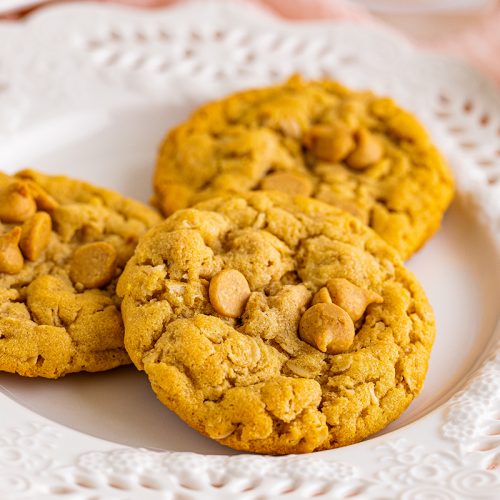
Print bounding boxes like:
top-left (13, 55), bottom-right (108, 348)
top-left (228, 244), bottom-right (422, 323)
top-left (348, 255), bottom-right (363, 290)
top-left (1, 0), bottom-right (499, 84)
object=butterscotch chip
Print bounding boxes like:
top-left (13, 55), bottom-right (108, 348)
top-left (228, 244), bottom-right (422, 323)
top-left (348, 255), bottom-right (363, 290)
top-left (20, 212), bottom-right (52, 261)
top-left (209, 269), bottom-right (251, 318)
top-left (24, 179), bottom-right (59, 211)
top-left (299, 302), bottom-right (355, 354)
top-left (154, 77), bottom-right (455, 259)
top-left (0, 169), bottom-right (161, 379)
top-left (346, 128), bottom-right (383, 169)
top-left (261, 172), bottom-right (313, 197)
top-left (311, 286), bottom-right (332, 305)
top-left (0, 227), bottom-right (24, 274)
top-left (327, 278), bottom-right (383, 322)
top-left (118, 192), bottom-right (436, 455)
top-left (0, 181), bottom-right (37, 223)
top-left (70, 241), bottom-right (117, 289)
top-left (304, 123), bottom-right (355, 163)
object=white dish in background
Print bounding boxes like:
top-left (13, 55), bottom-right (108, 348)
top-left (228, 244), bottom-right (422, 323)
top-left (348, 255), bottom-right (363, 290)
top-left (0, 1), bottom-right (499, 498)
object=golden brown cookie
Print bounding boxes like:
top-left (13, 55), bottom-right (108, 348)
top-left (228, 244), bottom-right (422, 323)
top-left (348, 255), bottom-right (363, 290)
top-left (118, 192), bottom-right (435, 454)
top-left (153, 76), bottom-right (454, 259)
top-left (0, 169), bottom-right (161, 378)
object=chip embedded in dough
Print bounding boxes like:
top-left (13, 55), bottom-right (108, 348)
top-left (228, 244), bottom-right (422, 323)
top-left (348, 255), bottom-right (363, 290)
top-left (118, 192), bottom-right (436, 454)
top-left (153, 76), bottom-right (454, 259)
top-left (0, 169), bottom-right (161, 378)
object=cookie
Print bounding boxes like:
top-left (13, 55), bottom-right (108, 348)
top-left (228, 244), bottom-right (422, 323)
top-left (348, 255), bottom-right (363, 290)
top-left (118, 192), bottom-right (435, 454)
top-left (0, 169), bottom-right (161, 378)
top-left (153, 76), bottom-right (454, 259)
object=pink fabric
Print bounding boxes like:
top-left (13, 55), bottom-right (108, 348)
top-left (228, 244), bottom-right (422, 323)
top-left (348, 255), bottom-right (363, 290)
top-left (425, 10), bottom-right (500, 85)
top-left (259, 0), bottom-right (500, 85)
top-left (3, 0), bottom-right (499, 85)
top-left (255, 0), bottom-right (371, 21)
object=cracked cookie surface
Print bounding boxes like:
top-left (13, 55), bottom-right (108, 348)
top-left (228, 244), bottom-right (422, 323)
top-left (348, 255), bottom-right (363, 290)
top-left (118, 192), bottom-right (435, 454)
top-left (153, 76), bottom-right (454, 259)
top-left (0, 170), bottom-right (161, 378)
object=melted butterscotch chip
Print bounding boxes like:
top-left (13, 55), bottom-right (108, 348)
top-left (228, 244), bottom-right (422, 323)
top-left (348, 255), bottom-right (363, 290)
top-left (25, 180), bottom-right (59, 211)
top-left (0, 227), bottom-right (24, 274)
top-left (299, 302), bottom-right (355, 354)
top-left (311, 286), bottom-right (332, 305)
top-left (69, 241), bottom-right (118, 289)
top-left (0, 181), bottom-right (37, 223)
top-left (20, 212), bottom-right (52, 261)
top-left (329, 199), bottom-right (368, 224)
top-left (346, 128), bottom-right (383, 169)
top-left (261, 172), bottom-right (313, 197)
top-left (209, 269), bottom-right (251, 318)
top-left (327, 278), bottom-right (383, 322)
top-left (304, 123), bottom-right (355, 163)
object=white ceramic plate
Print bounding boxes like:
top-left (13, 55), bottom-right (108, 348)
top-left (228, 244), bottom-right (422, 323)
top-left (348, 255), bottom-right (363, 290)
top-left (0, 1), bottom-right (499, 498)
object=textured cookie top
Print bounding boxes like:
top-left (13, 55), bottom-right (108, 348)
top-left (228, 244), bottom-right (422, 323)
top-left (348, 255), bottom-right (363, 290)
top-left (118, 192), bottom-right (435, 454)
top-left (0, 169), bottom-right (161, 378)
top-left (154, 76), bottom-right (454, 259)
